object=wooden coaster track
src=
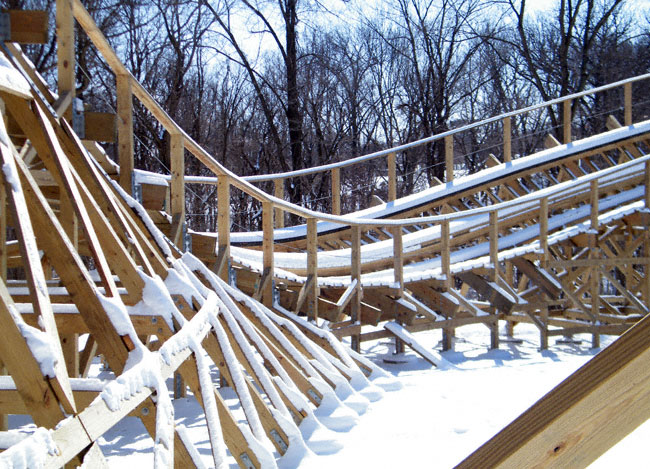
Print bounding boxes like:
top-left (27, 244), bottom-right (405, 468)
top-left (0, 2), bottom-right (648, 467)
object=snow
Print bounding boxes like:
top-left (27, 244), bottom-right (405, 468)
top-left (225, 120), bottom-right (650, 244)
top-left (0, 54), bottom-right (32, 100)
top-left (110, 180), bottom-right (175, 261)
top-left (81, 323), bottom-right (650, 468)
top-left (0, 427), bottom-right (59, 469)
top-left (6, 303), bottom-right (57, 377)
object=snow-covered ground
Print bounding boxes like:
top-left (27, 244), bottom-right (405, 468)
top-left (7, 323), bottom-right (648, 467)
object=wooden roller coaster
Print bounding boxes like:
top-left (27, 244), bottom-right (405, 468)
top-left (0, 1), bottom-right (649, 467)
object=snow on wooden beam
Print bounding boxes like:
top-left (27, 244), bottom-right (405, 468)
top-left (458, 309), bottom-right (650, 468)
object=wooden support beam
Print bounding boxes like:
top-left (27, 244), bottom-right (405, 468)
top-left (387, 152), bottom-right (396, 201)
top-left (56, 0), bottom-right (74, 119)
top-left (538, 197), bottom-right (548, 267)
top-left (5, 10), bottom-right (48, 44)
top-left (503, 116), bottom-right (511, 162)
top-left (216, 175), bottom-right (230, 282)
top-left (83, 111), bottom-right (116, 142)
top-left (590, 179), bottom-right (600, 349)
top-left (458, 310), bottom-right (650, 468)
top-left (458, 272), bottom-right (514, 313)
top-left (273, 179), bottom-right (284, 228)
top-left (350, 225), bottom-right (362, 352)
top-left (261, 201), bottom-right (274, 307)
top-left (392, 226), bottom-right (404, 297)
top-left (306, 217), bottom-right (318, 322)
top-left (331, 167), bottom-right (341, 215)
top-left (441, 219), bottom-right (450, 289)
top-left (0, 278), bottom-right (70, 428)
top-left (511, 258), bottom-right (561, 299)
top-left (445, 135), bottom-right (454, 182)
top-left (563, 99), bottom-right (572, 143)
top-left (489, 210), bottom-right (499, 282)
top-left (116, 74), bottom-right (134, 194)
top-left (0, 126), bottom-right (77, 413)
top-left (624, 82), bottom-right (632, 126)
top-left (170, 133), bottom-right (185, 222)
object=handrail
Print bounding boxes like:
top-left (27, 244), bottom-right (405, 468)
top-left (53, 0), bottom-right (650, 330)
top-left (242, 72), bottom-right (650, 183)
top-left (70, 0), bottom-right (650, 231)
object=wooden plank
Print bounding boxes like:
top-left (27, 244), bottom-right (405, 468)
top-left (216, 175), bottom-right (230, 281)
top-left (306, 218), bottom-right (318, 321)
top-left (7, 10), bottom-right (48, 44)
top-left (0, 123), bottom-right (76, 413)
top-left (83, 111), bottom-right (116, 142)
top-left (57, 118), bottom-right (165, 276)
top-left (624, 82), bottom-right (632, 126)
top-left (547, 257), bottom-right (650, 268)
top-left (170, 133), bottom-right (185, 220)
top-left (392, 226), bottom-right (403, 296)
top-left (503, 116), bottom-right (511, 162)
top-left (13, 153), bottom-right (131, 373)
top-left (511, 258), bottom-right (561, 299)
top-left (261, 201), bottom-right (274, 306)
top-left (0, 278), bottom-right (68, 428)
top-left (458, 272), bottom-right (514, 313)
top-left (273, 179), bottom-right (284, 228)
top-left (457, 310), bottom-right (650, 468)
top-left (445, 135), bottom-right (454, 181)
top-left (116, 73), bottom-right (134, 194)
top-left (4, 43), bottom-right (51, 102)
top-left (331, 167), bottom-right (341, 215)
top-left (539, 196), bottom-right (548, 266)
top-left (563, 98), bottom-right (572, 143)
top-left (56, 0), bottom-right (75, 118)
top-left (387, 152), bottom-right (396, 201)
top-left (384, 321), bottom-right (444, 367)
top-left (2, 94), bottom-right (122, 300)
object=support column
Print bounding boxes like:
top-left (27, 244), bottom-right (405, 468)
top-left (117, 74), bottom-right (134, 194)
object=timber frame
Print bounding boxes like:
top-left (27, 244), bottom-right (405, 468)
top-left (0, 1), bottom-right (648, 468)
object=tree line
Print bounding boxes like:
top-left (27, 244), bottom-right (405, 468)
top-left (5, 0), bottom-right (650, 232)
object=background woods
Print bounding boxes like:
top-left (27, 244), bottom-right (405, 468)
top-left (4, 0), bottom-right (650, 230)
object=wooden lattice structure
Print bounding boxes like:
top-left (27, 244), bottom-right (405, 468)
top-left (0, 1), bottom-right (649, 467)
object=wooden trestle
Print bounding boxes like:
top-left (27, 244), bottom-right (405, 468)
top-left (0, 2), bottom-right (650, 468)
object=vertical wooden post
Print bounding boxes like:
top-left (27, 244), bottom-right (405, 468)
top-left (563, 99), bottom-right (572, 144)
top-left (116, 74), bottom-right (134, 194)
top-left (645, 161), bottom-right (650, 210)
top-left (331, 167), bottom-right (341, 215)
top-left (540, 306), bottom-right (548, 351)
top-left (262, 201), bottom-right (274, 307)
top-left (170, 133), bottom-right (185, 219)
top-left (0, 172), bottom-right (5, 430)
top-left (0, 183), bottom-right (6, 281)
top-left (351, 225), bottom-right (361, 353)
top-left (56, 0), bottom-right (75, 120)
top-left (624, 82), bottom-right (632, 126)
top-left (216, 175), bottom-right (230, 282)
top-left (490, 210), bottom-right (499, 282)
top-left (503, 116), bottom-right (512, 163)
top-left (387, 152), bottom-right (396, 201)
top-left (540, 197), bottom-right (549, 268)
top-left (441, 219), bottom-right (450, 290)
top-left (392, 225), bottom-right (404, 297)
top-left (645, 162), bottom-right (650, 304)
top-left (590, 179), bottom-right (600, 348)
top-left (61, 334), bottom-right (79, 378)
top-left (489, 210), bottom-right (500, 350)
top-left (445, 135), bottom-right (454, 182)
top-left (306, 218), bottom-right (319, 322)
top-left (274, 179), bottom-right (284, 228)
top-left (441, 218), bottom-right (454, 351)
